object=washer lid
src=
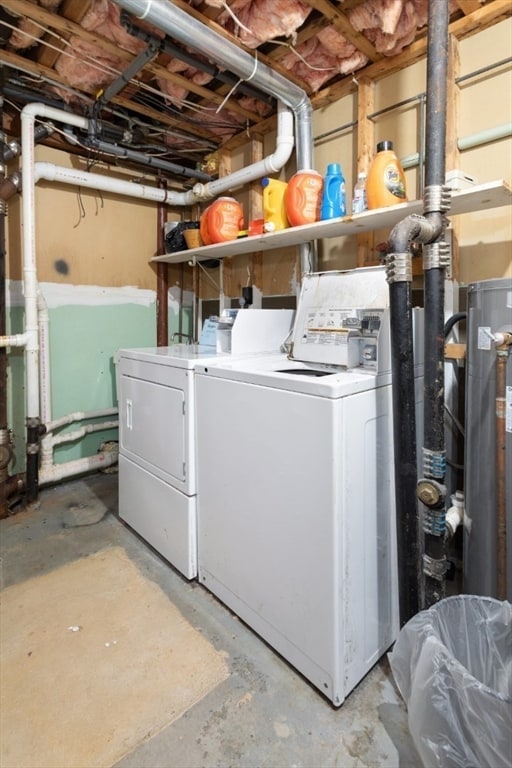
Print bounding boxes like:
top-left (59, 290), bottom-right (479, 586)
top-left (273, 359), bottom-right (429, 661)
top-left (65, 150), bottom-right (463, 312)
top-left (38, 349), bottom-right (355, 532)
top-left (289, 266), bottom-right (389, 368)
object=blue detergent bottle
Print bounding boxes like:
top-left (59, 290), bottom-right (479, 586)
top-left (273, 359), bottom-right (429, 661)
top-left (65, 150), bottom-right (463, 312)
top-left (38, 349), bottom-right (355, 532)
top-left (320, 163), bottom-right (346, 219)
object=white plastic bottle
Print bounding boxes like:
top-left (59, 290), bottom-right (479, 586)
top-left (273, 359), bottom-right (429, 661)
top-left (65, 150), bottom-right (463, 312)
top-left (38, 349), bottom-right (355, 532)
top-left (352, 171), bottom-right (368, 214)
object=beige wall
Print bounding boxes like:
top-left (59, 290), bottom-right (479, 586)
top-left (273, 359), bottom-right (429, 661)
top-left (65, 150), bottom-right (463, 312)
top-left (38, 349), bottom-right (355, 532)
top-left (6, 18), bottom-right (511, 296)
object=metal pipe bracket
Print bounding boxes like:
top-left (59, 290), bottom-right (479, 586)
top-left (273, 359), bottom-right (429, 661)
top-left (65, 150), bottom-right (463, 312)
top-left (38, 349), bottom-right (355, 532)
top-left (423, 184), bottom-right (451, 214)
top-left (422, 447), bottom-right (447, 478)
top-left (422, 553), bottom-right (448, 580)
top-left (385, 252), bottom-right (412, 283)
top-left (423, 240), bottom-right (451, 270)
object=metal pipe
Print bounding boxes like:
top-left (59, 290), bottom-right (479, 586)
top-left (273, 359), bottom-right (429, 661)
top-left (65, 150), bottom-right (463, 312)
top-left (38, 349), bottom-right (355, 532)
top-left (421, 0), bottom-right (450, 609)
top-left (113, 0), bottom-right (314, 272)
top-left (402, 123), bottom-right (512, 169)
top-left (386, 0), bottom-right (452, 624)
top-left (157, 180), bottom-right (168, 346)
top-left (85, 139), bottom-right (213, 182)
top-left (120, 12), bottom-right (273, 106)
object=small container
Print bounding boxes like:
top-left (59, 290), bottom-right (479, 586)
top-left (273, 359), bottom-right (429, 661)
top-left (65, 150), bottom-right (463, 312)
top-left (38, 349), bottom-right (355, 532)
top-left (183, 228), bottom-right (203, 249)
top-left (320, 163), bottom-right (346, 220)
top-left (367, 141), bottom-right (407, 209)
top-left (285, 170), bottom-right (323, 227)
top-left (352, 171), bottom-right (368, 214)
top-left (262, 177), bottom-right (289, 232)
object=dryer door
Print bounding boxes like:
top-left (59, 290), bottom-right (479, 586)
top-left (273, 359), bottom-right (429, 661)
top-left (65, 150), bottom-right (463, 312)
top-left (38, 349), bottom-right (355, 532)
top-left (119, 357), bottom-right (193, 494)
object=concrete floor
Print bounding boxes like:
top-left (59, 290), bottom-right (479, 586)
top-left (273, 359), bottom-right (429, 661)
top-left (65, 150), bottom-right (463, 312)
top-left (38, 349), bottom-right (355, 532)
top-left (1, 472), bottom-right (422, 768)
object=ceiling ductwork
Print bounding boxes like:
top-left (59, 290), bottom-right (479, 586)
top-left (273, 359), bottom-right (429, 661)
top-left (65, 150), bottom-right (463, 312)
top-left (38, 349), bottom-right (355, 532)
top-left (113, 0), bottom-right (314, 171)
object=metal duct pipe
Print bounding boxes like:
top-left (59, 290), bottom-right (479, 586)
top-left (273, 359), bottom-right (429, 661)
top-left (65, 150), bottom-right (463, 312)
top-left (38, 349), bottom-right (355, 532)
top-left (120, 12), bottom-right (273, 107)
top-left (386, 0), bottom-right (451, 624)
top-left (114, 0), bottom-right (312, 164)
top-left (113, 0), bottom-right (314, 272)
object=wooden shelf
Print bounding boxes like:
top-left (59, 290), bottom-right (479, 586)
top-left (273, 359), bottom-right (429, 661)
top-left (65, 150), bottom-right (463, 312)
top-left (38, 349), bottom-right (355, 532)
top-left (152, 180), bottom-right (512, 265)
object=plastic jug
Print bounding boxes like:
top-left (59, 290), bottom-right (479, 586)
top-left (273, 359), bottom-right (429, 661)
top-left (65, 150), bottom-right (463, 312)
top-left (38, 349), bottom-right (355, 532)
top-left (262, 177), bottom-right (289, 232)
top-left (203, 197), bottom-right (244, 243)
top-left (200, 204), bottom-right (213, 245)
top-left (352, 171), bottom-right (368, 214)
top-left (284, 170), bottom-right (323, 226)
top-left (367, 141), bottom-right (407, 209)
top-left (320, 163), bottom-right (346, 220)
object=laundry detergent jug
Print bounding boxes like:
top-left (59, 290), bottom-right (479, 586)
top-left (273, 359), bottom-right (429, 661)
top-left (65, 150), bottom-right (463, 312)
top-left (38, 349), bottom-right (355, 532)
top-left (202, 197), bottom-right (244, 243)
top-left (262, 177), bottom-right (289, 232)
top-left (285, 170), bottom-right (323, 226)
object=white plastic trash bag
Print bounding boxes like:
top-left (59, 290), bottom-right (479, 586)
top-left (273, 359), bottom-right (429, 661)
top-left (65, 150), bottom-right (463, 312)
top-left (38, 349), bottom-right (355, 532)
top-left (389, 594), bottom-right (512, 768)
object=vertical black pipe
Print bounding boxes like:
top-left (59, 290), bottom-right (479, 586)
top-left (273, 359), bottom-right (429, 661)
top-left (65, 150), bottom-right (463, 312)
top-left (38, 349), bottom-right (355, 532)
top-left (422, 0), bottom-right (450, 607)
top-left (389, 279), bottom-right (420, 624)
top-left (424, 0), bottom-right (449, 191)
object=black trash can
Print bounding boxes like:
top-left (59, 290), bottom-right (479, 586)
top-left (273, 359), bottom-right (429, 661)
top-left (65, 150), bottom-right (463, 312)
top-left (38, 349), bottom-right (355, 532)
top-left (389, 595), bottom-right (512, 768)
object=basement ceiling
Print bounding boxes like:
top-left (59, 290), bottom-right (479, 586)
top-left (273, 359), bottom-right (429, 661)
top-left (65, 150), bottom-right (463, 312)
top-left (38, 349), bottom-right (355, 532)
top-left (0, 0), bottom-right (510, 182)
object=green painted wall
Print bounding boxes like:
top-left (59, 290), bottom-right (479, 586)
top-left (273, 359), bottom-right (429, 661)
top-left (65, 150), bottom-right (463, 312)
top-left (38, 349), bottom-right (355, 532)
top-left (7, 287), bottom-right (193, 474)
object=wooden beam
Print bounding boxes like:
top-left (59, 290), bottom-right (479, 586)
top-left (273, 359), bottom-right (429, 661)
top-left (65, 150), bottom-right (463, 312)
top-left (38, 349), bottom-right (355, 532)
top-left (0, 48), bottom-right (220, 143)
top-left (3, 0), bottom-right (266, 125)
top-left (445, 342), bottom-right (466, 359)
top-left (355, 77), bottom-right (375, 267)
top-left (38, 0), bottom-right (94, 69)
top-left (455, 1), bottom-right (483, 14)
top-left (249, 136), bottom-right (264, 293)
top-left (312, 0), bottom-right (512, 110)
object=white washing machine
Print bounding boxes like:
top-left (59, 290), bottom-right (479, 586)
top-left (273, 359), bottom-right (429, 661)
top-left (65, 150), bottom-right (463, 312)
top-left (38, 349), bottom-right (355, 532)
top-left (195, 267), bottom-right (423, 705)
top-left (117, 310), bottom-right (294, 580)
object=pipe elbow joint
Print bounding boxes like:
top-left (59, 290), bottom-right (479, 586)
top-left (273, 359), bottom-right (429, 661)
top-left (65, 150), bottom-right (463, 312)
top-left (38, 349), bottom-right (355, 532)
top-left (191, 182), bottom-right (213, 202)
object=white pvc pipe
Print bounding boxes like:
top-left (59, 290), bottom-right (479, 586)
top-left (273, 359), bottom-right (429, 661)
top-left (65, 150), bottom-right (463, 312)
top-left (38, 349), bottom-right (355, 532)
top-left (18, 100), bottom-right (294, 489)
top-left (38, 449), bottom-right (118, 486)
top-left (40, 414), bottom-right (119, 470)
top-left (21, 101), bottom-right (294, 424)
top-left (37, 288), bottom-right (51, 425)
top-left (21, 105), bottom-right (89, 420)
top-left (0, 333), bottom-right (29, 347)
top-left (49, 420), bottom-right (119, 447)
top-left (192, 103), bottom-right (294, 200)
top-left (45, 407), bottom-right (119, 433)
top-left (34, 103), bottom-right (294, 204)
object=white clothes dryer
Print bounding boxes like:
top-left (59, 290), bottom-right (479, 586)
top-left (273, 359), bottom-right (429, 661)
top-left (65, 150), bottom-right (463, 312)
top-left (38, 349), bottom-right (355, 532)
top-left (117, 310), bottom-right (294, 580)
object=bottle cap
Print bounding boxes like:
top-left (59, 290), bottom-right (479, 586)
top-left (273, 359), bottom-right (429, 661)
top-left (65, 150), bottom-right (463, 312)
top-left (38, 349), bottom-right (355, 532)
top-left (326, 163), bottom-right (341, 175)
top-left (261, 177), bottom-right (270, 187)
top-left (377, 140), bottom-right (393, 152)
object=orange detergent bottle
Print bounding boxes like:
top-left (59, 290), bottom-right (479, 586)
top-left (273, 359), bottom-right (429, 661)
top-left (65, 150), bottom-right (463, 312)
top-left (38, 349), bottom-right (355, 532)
top-left (200, 204), bottom-right (213, 245)
top-left (203, 197), bottom-right (244, 243)
top-left (367, 141), bottom-right (407, 209)
top-left (284, 170), bottom-right (323, 226)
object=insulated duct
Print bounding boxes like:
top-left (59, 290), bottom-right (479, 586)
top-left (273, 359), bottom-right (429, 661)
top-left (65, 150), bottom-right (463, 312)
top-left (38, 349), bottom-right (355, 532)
top-left (386, 0), bottom-right (451, 624)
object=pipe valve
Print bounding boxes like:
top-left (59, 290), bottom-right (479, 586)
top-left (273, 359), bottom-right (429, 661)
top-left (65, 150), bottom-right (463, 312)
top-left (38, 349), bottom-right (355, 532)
top-left (417, 478), bottom-right (446, 507)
